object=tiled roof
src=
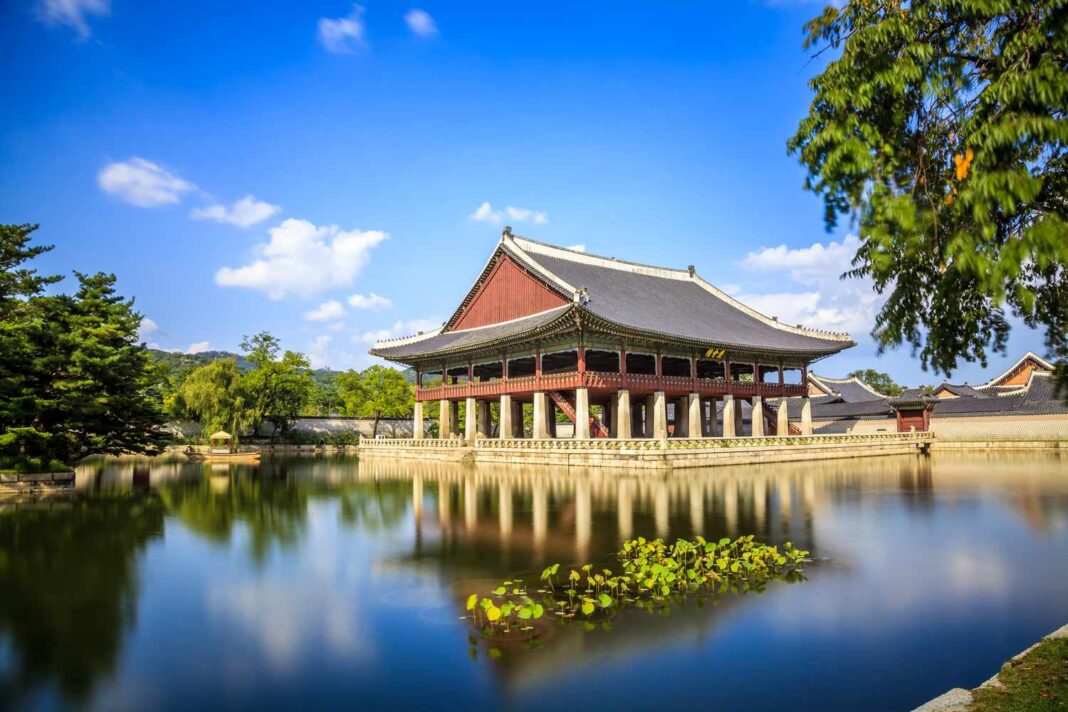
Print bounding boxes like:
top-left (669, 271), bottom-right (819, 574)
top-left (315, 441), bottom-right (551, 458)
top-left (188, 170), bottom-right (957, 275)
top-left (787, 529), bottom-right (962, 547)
top-left (935, 383), bottom-right (991, 398)
top-left (371, 233), bottom-right (856, 362)
top-left (808, 374), bottom-right (886, 402)
top-left (370, 306), bottom-right (572, 360)
top-left (508, 236), bottom-right (853, 355)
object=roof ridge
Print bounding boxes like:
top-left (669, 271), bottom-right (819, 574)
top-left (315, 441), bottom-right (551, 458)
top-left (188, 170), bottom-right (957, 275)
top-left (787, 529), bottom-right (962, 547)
top-left (511, 233), bottom-right (853, 343)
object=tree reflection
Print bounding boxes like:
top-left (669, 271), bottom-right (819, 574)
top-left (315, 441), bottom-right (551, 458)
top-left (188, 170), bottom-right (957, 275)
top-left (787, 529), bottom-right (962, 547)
top-left (0, 495), bottom-right (164, 705)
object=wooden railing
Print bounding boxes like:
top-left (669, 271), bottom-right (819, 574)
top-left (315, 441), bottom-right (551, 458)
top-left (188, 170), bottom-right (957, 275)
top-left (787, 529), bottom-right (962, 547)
top-left (416, 371), bottom-right (807, 401)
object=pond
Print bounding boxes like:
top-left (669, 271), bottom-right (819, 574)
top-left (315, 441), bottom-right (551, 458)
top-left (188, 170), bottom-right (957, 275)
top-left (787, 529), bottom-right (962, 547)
top-left (2, 452), bottom-right (1067, 711)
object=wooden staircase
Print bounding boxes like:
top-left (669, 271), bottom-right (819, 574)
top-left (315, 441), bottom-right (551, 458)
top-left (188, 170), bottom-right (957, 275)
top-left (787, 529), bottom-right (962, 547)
top-left (548, 391), bottom-right (610, 438)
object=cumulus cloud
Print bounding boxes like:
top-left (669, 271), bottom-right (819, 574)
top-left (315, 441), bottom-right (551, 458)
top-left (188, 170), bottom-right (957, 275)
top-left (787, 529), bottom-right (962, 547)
top-left (186, 341), bottom-right (211, 354)
top-left (97, 157), bottom-right (195, 208)
top-left (215, 218), bottom-right (387, 299)
top-left (191, 195), bottom-right (281, 228)
top-left (37, 0), bottom-right (109, 38)
top-left (318, 4), bottom-right (366, 53)
top-left (358, 318), bottom-right (441, 344)
top-left (348, 292), bottom-right (392, 310)
top-left (735, 234), bottom-right (880, 336)
top-left (469, 201), bottom-right (547, 225)
top-left (404, 9), bottom-right (438, 37)
top-left (304, 300), bottom-right (345, 322)
top-left (137, 317), bottom-right (158, 340)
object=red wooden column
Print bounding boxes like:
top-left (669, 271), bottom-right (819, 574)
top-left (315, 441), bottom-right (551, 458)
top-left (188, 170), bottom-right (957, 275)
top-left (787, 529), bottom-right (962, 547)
top-left (754, 361), bottom-right (761, 390)
top-left (655, 351), bottom-right (662, 377)
top-left (690, 355), bottom-right (697, 390)
top-left (778, 366), bottom-right (784, 396)
top-left (578, 345), bottom-right (586, 373)
top-left (620, 345), bottom-right (627, 388)
top-left (725, 357), bottom-right (732, 394)
top-left (502, 352), bottom-right (509, 381)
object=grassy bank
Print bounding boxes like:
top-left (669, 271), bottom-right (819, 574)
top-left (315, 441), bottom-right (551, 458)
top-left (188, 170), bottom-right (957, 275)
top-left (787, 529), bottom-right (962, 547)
top-left (970, 636), bottom-right (1068, 711)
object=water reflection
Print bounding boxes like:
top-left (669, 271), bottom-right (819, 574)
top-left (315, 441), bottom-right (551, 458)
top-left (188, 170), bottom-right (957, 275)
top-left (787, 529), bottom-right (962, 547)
top-left (0, 451), bottom-right (1065, 711)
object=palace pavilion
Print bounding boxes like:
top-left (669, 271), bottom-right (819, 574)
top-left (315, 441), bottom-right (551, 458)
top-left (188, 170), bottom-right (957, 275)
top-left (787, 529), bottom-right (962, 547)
top-left (370, 229), bottom-right (855, 441)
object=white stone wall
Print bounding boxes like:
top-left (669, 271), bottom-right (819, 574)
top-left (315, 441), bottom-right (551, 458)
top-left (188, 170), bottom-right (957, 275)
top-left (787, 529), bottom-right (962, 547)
top-left (812, 414), bottom-right (1068, 439)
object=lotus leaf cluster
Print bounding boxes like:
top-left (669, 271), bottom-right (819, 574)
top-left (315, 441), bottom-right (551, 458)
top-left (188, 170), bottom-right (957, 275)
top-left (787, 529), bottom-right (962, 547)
top-left (464, 535), bottom-right (808, 638)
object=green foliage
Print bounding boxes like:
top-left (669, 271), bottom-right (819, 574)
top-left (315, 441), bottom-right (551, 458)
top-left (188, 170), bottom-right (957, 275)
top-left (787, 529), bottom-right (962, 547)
top-left (848, 368), bottom-right (903, 395)
top-left (464, 535), bottom-right (808, 640)
top-left (0, 225), bottom-right (168, 467)
top-left (790, 1), bottom-right (1068, 396)
top-left (240, 332), bottom-right (314, 439)
top-left (167, 359), bottom-right (257, 440)
top-left (337, 365), bottom-right (414, 437)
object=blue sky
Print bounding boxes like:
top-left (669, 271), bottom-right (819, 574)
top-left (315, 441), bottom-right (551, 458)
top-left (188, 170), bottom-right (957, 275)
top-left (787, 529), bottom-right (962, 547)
top-left (0, 0), bottom-right (1045, 386)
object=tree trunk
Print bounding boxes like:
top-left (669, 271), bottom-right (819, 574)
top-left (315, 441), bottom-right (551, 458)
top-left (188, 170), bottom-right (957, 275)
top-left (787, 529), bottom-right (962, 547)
top-left (372, 411), bottom-right (381, 439)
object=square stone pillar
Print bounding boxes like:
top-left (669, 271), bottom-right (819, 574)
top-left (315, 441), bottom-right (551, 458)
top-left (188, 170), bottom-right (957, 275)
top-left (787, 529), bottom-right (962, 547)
top-left (450, 401), bottom-right (461, 437)
top-left (512, 400), bottom-right (524, 437)
top-left (644, 394), bottom-right (656, 437)
top-left (777, 400), bottom-right (789, 436)
top-left (606, 397), bottom-right (618, 437)
top-left (751, 396), bottom-right (764, 437)
top-left (533, 391), bottom-right (550, 439)
top-left (688, 393), bottom-right (702, 438)
top-left (706, 398), bottom-right (720, 437)
top-left (438, 400), bottom-right (450, 439)
top-left (801, 396), bottom-right (813, 436)
top-left (575, 387), bottom-right (591, 439)
top-left (413, 401), bottom-right (424, 439)
top-left (674, 396), bottom-right (689, 437)
top-left (734, 399), bottom-right (744, 436)
top-left (477, 400), bottom-right (491, 437)
top-left (722, 395), bottom-right (736, 438)
top-left (652, 391), bottom-right (668, 441)
top-left (615, 389), bottom-right (632, 439)
top-left (548, 401), bottom-right (558, 437)
top-left (464, 397), bottom-right (477, 442)
top-left (499, 394), bottom-right (513, 439)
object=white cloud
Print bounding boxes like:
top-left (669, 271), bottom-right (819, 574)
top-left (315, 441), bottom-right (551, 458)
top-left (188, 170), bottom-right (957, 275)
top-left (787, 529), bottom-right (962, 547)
top-left (736, 234), bottom-right (880, 336)
top-left (304, 300), bottom-right (345, 322)
top-left (358, 318), bottom-right (441, 344)
top-left (566, 244), bottom-right (586, 252)
top-left (186, 341), bottom-right (211, 354)
top-left (505, 206), bottom-right (548, 224)
top-left (97, 157), bottom-right (195, 208)
top-left (469, 201), bottom-right (548, 225)
top-left (191, 195), bottom-right (281, 228)
top-left (38, 0), bottom-right (109, 38)
top-left (318, 4), bottom-right (366, 53)
top-left (348, 292), bottom-right (392, 310)
top-left (215, 218), bottom-right (388, 299)
top-left (307, 335), bottom-right (335, 369)
top-left (404, 9), bottom-right (438, 37)
top-left (137, 317), bottom-right (158, 341)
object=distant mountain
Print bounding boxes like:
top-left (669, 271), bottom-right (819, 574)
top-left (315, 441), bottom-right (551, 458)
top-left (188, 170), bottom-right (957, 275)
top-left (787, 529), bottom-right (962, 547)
top-left (148, 348), bottom-right (253, 372)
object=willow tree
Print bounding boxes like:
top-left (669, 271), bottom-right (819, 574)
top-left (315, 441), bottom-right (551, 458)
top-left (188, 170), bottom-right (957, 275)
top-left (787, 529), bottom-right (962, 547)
top-left (167, 359), bottom-right (256, 441)
top-left (338, 365), bottom-right (413, 438)
top-left (789, 1), bottom-right (1067, 393)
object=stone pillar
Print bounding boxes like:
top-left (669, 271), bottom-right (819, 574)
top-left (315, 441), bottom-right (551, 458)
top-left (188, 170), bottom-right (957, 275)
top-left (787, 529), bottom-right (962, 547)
top-left (575, 387), bottom-right (591, 439)
top-left (439, 400), bottom-right (451, 439)
top-left (751, 396), bottom-right (764, 437)
top-left (607, 397), bottom-right (618, 437)
top-left (674, 396), bottom-right (689, 437)
top-left (801, 396), bottom-right (813, 436)
top-left (616, 389), bottom-right (632, 438)
top-left (533, 391), bottom-right (550, 439)
top-left (777, 401), bottom-right (789, 436)
top-left (734, 399), bottom-right (744, 437)
top-left (413, 401), bottom-right (424, 439)
top-left (652, 391), bottom-right (668, 441)
top-left (477, 400), bottom-right (491, 437)
top-left (499, 394), bottom-right (513, 439)
top-left (722, 395), bottom-right (736, 438)
top-left (512, 400), bottom-right (524, 437)
top-left (644, 394), bottom-right (656, 437)
top-left (688, 393), bottom-right (702, 438)
top-left (465, 397), bottom-right (477, 442)
top-left (548, 401), bottom-right (558, 437)
top-left (449, 401), bottom-right (460, 437)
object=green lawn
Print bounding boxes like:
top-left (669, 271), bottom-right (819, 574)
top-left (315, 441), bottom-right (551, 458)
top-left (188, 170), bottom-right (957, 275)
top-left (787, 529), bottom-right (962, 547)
top-left (971, 638), bottom-right (1068, 711)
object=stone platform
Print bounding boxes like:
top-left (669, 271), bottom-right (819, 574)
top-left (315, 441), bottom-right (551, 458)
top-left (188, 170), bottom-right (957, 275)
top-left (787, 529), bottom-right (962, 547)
top-left (358, 432), bottom-right (934, 471)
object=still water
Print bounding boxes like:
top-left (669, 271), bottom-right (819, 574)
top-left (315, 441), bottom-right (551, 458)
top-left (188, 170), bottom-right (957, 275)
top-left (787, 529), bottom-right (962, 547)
top-left (2, 452), bottom-right (1067, 711)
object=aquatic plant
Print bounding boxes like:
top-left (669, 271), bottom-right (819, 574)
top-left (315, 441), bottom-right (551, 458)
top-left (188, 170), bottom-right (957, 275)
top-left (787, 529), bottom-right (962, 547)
top-left (463, 535), bottom-right (808, 640)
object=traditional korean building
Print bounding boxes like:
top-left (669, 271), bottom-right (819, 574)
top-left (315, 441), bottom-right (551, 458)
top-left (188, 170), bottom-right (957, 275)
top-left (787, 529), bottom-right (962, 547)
top-left (370, 229), bottom-right (855, 440)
